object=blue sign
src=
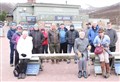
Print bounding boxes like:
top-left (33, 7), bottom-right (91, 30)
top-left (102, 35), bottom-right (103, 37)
top-left (55, 16), bottom-right (72, 21)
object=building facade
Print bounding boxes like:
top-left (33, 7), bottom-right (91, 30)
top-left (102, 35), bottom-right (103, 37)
top-left (13, 3), bottom-right (88, 28)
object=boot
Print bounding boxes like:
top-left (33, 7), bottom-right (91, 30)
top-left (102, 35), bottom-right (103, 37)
top-left (51, 59), bottom-right (54, 64)
top-left (56, 59), bottom-right (59, 64)
top-left (105, 63), bottom-right (110, 78)
top-left (100, 62), bottom-right (106, 78)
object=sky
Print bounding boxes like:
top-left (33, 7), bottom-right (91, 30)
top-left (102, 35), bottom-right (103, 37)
top-left (1, 0), bottom-right (120, 9)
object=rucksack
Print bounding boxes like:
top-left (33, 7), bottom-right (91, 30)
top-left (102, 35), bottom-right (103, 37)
top-left (13, 63), bottom-right (20, 77)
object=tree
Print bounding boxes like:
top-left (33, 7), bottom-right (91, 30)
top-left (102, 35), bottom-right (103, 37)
top-left (0, 11), bottom-right (7, 21)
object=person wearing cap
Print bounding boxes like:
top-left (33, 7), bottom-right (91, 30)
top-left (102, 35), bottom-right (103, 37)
top-left (48, 23), bottom-right (60, 64)
top-left (74, 30), bottom-right (90, 78)
top-left (66, 24), bottom-right (79, 64)
top-left (93, 28), bottom-right (111, 78)
top-left (11, 25), bottom-right (23, 66)
top-left (29, 23), bottom-right (45, 54)
top-left (58, 23), bottom-right (68, 61)
top-left (7, 23), bottom-right (17, 67)
top-left (17, 31), bottom-right (33, 79)
top-left (29, 23), bottom-right (45, 71)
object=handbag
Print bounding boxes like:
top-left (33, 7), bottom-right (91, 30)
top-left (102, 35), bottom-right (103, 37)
top-left (94, 46), bottom-right (103, 55)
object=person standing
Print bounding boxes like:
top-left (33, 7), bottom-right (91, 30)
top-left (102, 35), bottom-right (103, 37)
top-left (41, 28), bottom-right (48, 54)
top-left (105, 22), bottom-right (118, 67)
top-left (58, 23), bottom-right (68, 61)
top-left (29, 24), bottom-right (45, 54)
top-left (11, 25), bottom-right (23, 66)
top-left (105, 22), bottom-right (118, 52)
top-left (29, 24), bottom-right (45, 71)
top-left (66, 24), bottom-right (79, 64)
top-left (88, 21), bottom-right (99, 64)
top-left (48, 24), bottom-right (60, 64)
top-left (7, 23), bottom-right (16, 67)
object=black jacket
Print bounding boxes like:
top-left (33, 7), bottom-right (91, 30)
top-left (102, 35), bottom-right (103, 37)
top-left (30, 30), bottom-right (45, 48)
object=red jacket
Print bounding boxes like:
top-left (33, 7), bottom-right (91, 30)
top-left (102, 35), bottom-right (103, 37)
top-left (42, 31), bottom-right (48, 45)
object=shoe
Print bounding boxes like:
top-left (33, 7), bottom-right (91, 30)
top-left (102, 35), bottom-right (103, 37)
top-left (74, 60), bottom-right (77, 64)
top-left (83, 71), bottom-right (88, 78)
top-left (78, 71), bottom-right (82, 78)
top-left (67, 60), bottom-right (71, 64)
top-left (21, 73), bottom-right (26, 79)
top-left (39, 67), bottom-right (43, 71)
top-left (18, 73), bottom-right (22, 79)
top-left (10, 64), bottom-right (13, 67)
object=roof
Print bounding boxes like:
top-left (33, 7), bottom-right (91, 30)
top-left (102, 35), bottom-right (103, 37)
top-left (13, 3), bottom-right (81, 12)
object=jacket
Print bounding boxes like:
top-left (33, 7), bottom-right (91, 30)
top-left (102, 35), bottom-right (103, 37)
top-left (11, 32), bottom-right (21, 49)
top-left (58, 27), bottom-right (68, 43)
top-left (74, 38), bottom-right (89, 55)
top-left (93, 35), bottom-right (110, 47)
top-left (17, 36), bottom-right (33, 59)
top-left (66, 29), bottom-right (79, 44)
top-left (42, 31), bottom-right (48, 45)
top-left (105, 29), bottom-right (118, 47)
top-left (30, 30), bottom-right (45, 48)
top-left (48, 29), bottom-right (60, 44)
top-left (7, 29), bottom-right (16, 42)
top-left (88, 25), bottom-right (99, 45)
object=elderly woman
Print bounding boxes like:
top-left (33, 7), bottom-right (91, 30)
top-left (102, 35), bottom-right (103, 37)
top-left (93, 28), bottom-right (110, 78)
top-left (74, 30), bottom-right (90, 78)
top-left (17, 31), bottom-right (33, 79)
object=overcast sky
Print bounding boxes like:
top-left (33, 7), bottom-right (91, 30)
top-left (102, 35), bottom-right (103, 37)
top-left (1, 0), bottom-right (120, 9)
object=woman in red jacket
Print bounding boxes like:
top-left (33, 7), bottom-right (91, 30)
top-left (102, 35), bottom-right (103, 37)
top-left (41, 28), bottom-right (48, 54)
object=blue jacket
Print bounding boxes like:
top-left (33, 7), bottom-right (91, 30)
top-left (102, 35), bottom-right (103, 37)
top-left (7, 29), bottom-right (16, 42)
top-left (88, 25), bottom-right (99, 45)
top-left (58, 27), bottom-right (68, 43)
top-left (93, 35), bottom-right (110, 47)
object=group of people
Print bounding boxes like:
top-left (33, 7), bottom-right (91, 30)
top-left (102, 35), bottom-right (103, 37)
top-left (7, 21), bottom-right (118, 79)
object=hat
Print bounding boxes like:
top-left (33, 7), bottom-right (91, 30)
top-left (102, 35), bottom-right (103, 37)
top-left (16, 25), bottom-right (23, 30)
top-left (41, 28), bottom-right (45, 31)
top-left (86, 22), bottom-right (91, 25)
top-left (34, 23), bottom-right (39, 28)
top-left (70, 24), bottom-right (74, 28)
top-left (60, 23), bottom-right (64, 25)
top-left (98, 28), bottom-right (104, 33)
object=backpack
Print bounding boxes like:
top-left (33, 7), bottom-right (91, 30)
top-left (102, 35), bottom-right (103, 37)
top-left (13, 63), bottom-right (20, 77)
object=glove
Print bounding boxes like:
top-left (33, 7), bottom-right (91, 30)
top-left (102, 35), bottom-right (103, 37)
top-left (77, 51), bottom-right (82, 58)
top-left (21, 53), bottom-right (26, 57)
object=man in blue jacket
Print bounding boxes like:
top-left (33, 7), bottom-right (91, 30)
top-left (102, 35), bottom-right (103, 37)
top-left (88, 22), bottom-right (99, 64)
top-left (88, 21), bottom-right (99, 52)
top-left (7, 23), bottom-right (16, 67)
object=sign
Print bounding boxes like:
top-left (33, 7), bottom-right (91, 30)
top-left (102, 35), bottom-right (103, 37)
top-left (55, 16), bottom-right (72, 21)
top-left (26, 16), bottom-right (36, 25)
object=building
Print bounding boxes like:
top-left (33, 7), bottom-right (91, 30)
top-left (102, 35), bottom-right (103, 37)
top-left (12, 1), bottom-right (88, 28)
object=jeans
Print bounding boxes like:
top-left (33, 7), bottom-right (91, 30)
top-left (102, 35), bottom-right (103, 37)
top-left (19, 59), bottom-right (29, 74)
top-left (78, 53), bottom-right (87, 71)
top-left (67, 44), bottom-right (78, 61)
top-left (15, 49), bottom-right (19, 66)
top-left (42, 45), bottom-right (48, 53)
top-left (10, 42), bottom-right (15, 64)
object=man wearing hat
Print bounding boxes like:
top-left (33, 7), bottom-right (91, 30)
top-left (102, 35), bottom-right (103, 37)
top-left (11, 25), bottom-right (23, 66)
top-left (7, 22), bottom-right (17, 67)
top-left (66, 24), bottom-right (79, 64)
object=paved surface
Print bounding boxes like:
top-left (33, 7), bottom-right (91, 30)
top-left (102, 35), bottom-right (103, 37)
top-left (0, 26), bottom-right (120, 81)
